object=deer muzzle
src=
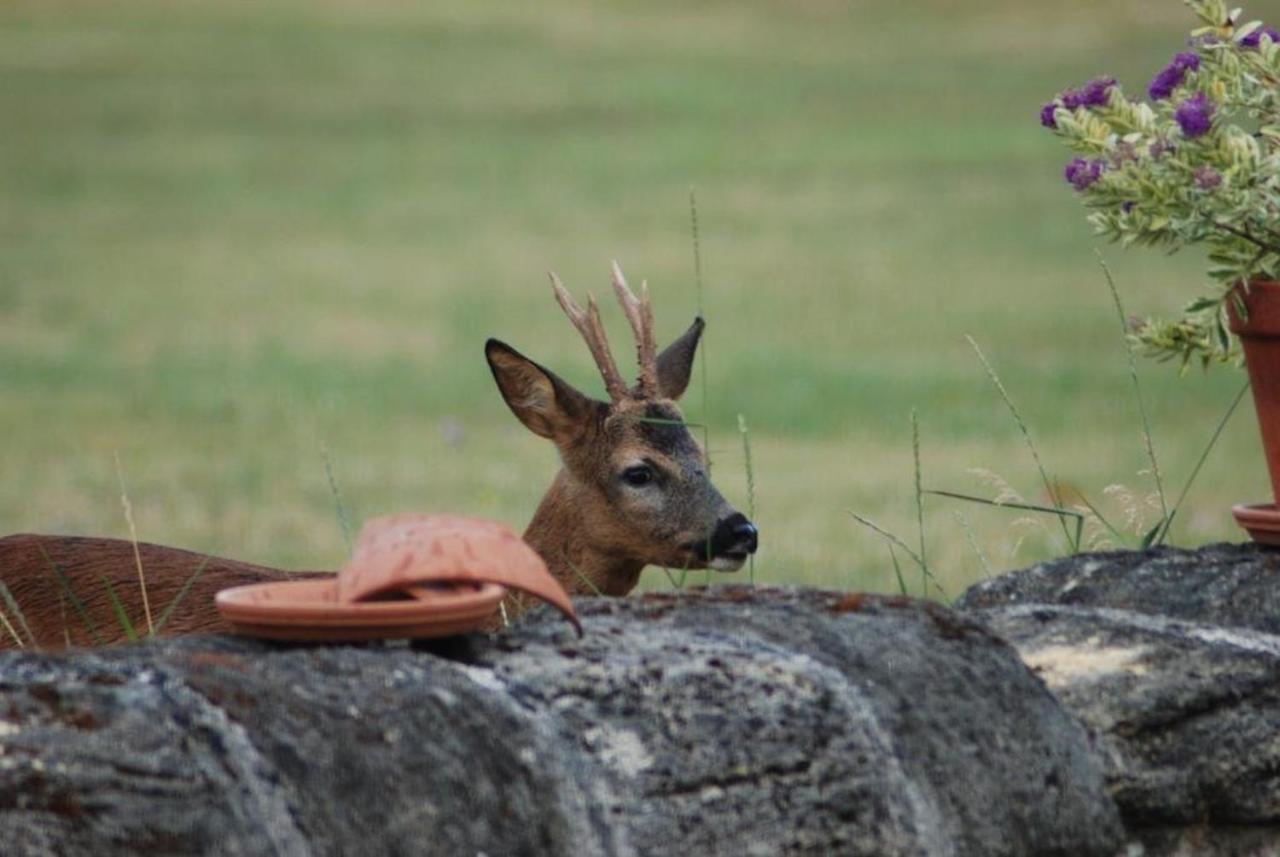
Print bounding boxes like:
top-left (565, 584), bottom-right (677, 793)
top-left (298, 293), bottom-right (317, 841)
top-left (683, 512), bottom-right (759, 571)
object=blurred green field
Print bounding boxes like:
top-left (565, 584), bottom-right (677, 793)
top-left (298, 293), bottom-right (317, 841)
top-left (3, 0), bottom-right (1276, 597)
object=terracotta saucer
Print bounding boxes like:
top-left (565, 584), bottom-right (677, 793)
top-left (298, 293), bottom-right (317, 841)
top-left (1232, 503), bottom-right (1280, 547)
top-left (215, 513), bottom-right (580, 641)
top-left (216, 580), bottom-right (505, 641)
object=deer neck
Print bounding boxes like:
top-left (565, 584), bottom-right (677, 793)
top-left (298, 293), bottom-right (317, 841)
top-left (523, 469), bottom-right (644, 598)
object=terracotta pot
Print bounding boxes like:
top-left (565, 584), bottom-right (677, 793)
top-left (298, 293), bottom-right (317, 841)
top-left (1227, 279), bottom-right (1280, 544)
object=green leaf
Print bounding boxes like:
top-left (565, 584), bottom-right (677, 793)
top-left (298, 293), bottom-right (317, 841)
top-left (38, 546), bottom-right (104, 647)
top-left (1185, 296), bottom-right (1221, 312)
top-left (151, 553), bottom-right (215, 636)
top-left (100, 576), bottom-right (138, 642)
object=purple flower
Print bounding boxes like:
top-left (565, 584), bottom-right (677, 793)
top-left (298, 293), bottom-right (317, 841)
top-left (1122, 201), bottom-right (1136, 213)
top-left (1241, 26), bottom-right (1280, 48)
top-left (1174, 52), bottom-right (1201, 71)
top-left (1059, 76), bottom-right (1117, 112)
top-left (1147, 67), bottom-right (1181, 100)
top-left (1195, 165), bottom-right (1222, 189)
top-left (1064, 157), bottom-right (1105, 191)
top-left (1078, 77), bottom-right (1117, 107)
top-left (1040, 101), bottom-right (1060, 128)
top-left (1175, 92), bottom-right (1215, 137)
top-left (1148, 52), bottom-right (1201, 100)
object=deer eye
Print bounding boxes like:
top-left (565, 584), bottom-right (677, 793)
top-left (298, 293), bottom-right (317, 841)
top-left (621, 465), bottom-right (655, 487)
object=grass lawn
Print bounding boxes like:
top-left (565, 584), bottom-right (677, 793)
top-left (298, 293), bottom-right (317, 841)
top-left (2, 0), bottom-right (1274, 597)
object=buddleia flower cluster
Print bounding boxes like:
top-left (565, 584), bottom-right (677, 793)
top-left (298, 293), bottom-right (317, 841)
top-left (1041, 0), bottom-right (1280, 369)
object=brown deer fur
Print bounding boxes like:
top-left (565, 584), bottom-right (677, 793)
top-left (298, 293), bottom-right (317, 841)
top-left (0, 532), bottom-right (325, 649)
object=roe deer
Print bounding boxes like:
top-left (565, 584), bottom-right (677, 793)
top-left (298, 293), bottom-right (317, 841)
top-left (486, 262), bottom-right (757, 617)
top-left (0, 262), bottom-right (757, 649)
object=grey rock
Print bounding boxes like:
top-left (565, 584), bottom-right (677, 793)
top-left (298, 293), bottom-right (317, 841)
top-left (0, 587), bottom-right (1122, 857)
top-left (956, 543), bottom-right (1280, 632)
top-left (957, 544), bottom-right (1280, 855)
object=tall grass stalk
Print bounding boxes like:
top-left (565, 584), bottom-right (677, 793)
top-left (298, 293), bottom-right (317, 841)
top-left (911, 410), bottom-right (928, 593)
top-left (847, 510), bottom-right (924, 566)
top-left (1098, 254), bottom-right (1170, 531)
top-left (565, 554), bottom-right (604, 597)
top-left (0, 596), bottom-right (24, 648)
top-left (737, 413), bottom-right (757, 585)
top-left (888, 544), bottom-right (908, 595)
top-left (965, 335), bottom-right (1077, 552)
top-left (321, 444), bottom-right (354, 553)
top-left (114, 452), bottom-right (153, 634)
top-left (953, 511), bottom-right (994, 578)
top-left (1155, 380), bottom-right (1251, 543)
top-left (99, 575), bottom-right (139, 642)
top-left (660, 565), bottom-right (691, 590)
top-left (924, 488), bottom-right (1084, 550)
top-left (689, 187), bottom-right (709, 460)
top-left (38, 544), bottom-right (104, 646)
top-left (1073, 489), bottom-right (1128, 546)
top-left (848, 509), bottom-right (947, 598)
top-left (151, 553), bottom-right (215, 636)
top-left (0, 581), bottom-right (34, 648)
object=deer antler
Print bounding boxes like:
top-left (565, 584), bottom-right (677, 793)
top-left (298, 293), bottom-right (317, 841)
top-left (609, 260), bottom-right (659, 398)
top-left (549, 272), bottom-right (629, 403)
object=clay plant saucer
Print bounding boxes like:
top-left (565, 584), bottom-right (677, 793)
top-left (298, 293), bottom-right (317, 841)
top-left (215, 580), bottom-right (506, 641)
top-left (1232, 503), bottom-right (1280, 547)
top-left (215, 513), bottom-right (580, 641)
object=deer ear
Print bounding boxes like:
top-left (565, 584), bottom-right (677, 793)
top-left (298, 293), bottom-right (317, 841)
top-left (486, 339), bottom-right (596, 444)
top-left (655, 317), bottom-right (704, 400)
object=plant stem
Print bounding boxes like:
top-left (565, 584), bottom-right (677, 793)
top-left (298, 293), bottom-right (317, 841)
top-left (151, 553), bottom-right (215, 636)
top-left (1098, 254), bottom-right (1169, 528)
top-left (965, 335), bottom-right (1077, 551)
top-left (911, 410), bottom-right (928, 596)
top-left (115, 452), bottom-right (153, 635)
top-left (690, 187), bottom-right (711, 470)
top-left (1155, 380), bottom-right (1250, 544)
top-left (952, 511), bottom-right (993, 578)
top-left (321, 444), bottom-right (354, 554)
top-left (846, 511), bottom-right (924, 567)
top-left (0, 581), bottom-right (34, 648)
top-left (888, 544), bottom-right (908, 595)
top-left (737, 413), bottom-right (757, 586)
top-left (1214, 220), bottom-right (1280, 255)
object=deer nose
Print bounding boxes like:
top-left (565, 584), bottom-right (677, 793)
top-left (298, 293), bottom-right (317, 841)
top-left (732, 519), bottom-right (759, 554)
top-left (714, 513), bottom-right (758, 556)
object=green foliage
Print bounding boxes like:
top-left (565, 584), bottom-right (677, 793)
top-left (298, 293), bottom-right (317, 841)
top-left (1044, 0), bottom-right (1280, 368)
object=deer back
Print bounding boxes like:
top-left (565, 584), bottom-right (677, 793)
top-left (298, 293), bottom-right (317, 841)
top-left (0, 533), bottom-right (325, 650)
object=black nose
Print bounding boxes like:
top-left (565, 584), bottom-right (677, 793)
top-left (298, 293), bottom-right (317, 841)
top-left (711, 512), bottom-right (758, 556)
top-left (732, 519), bottom-right (759, 554)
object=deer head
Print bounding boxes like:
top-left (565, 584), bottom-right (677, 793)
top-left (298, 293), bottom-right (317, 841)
top-left (485, 262), bottom-right (758, 600)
